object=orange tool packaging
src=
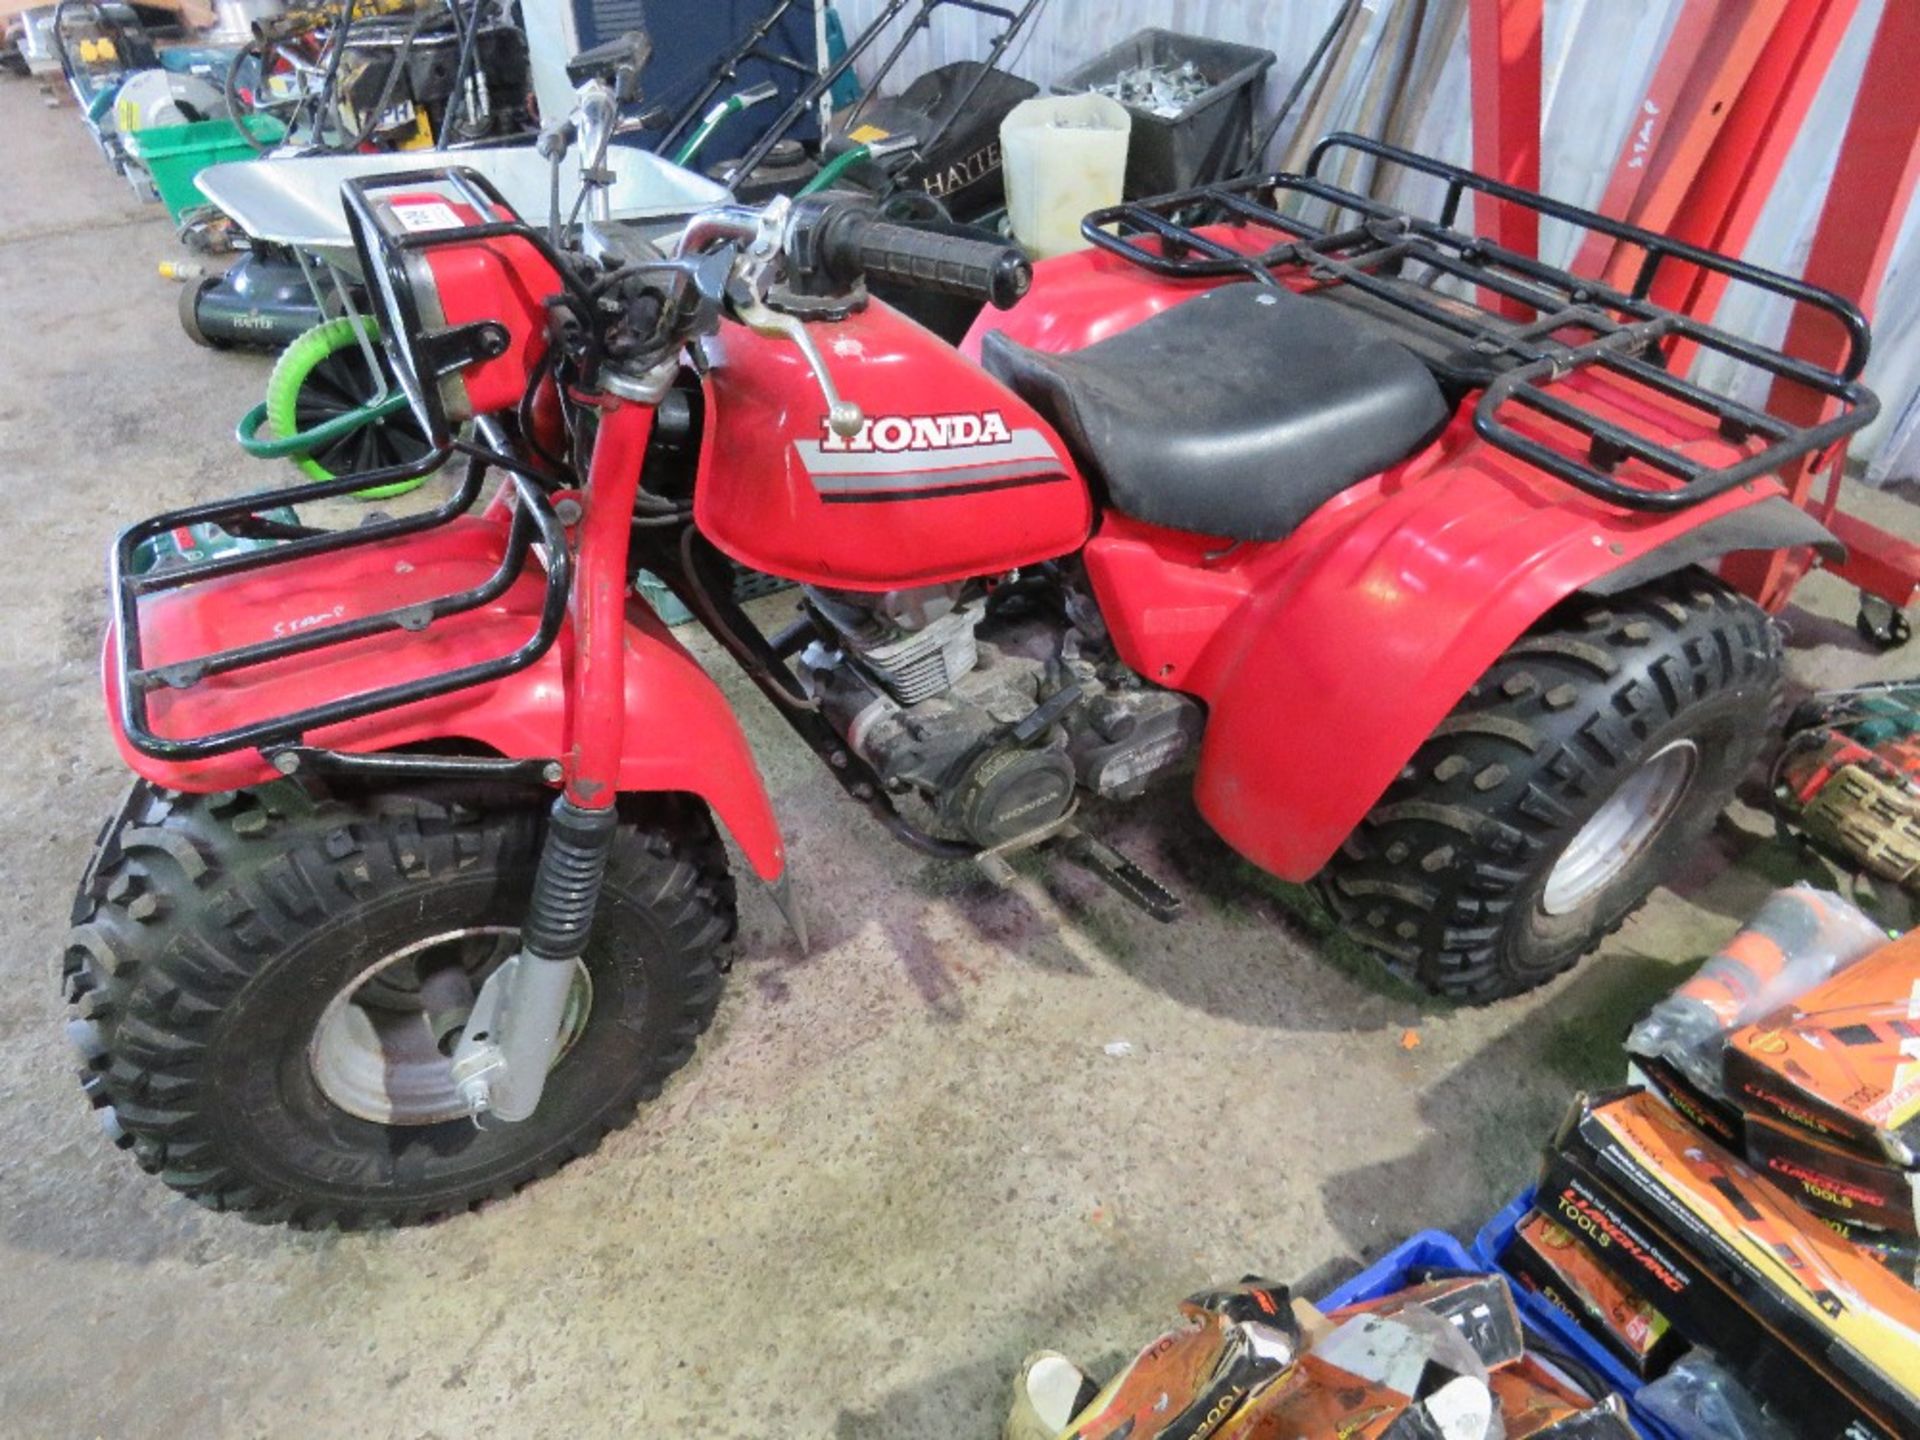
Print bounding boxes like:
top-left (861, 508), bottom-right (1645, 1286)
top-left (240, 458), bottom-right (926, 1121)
top-left (1485, 1359), bottom-right (1588, 1437)
top-left (1744, 1109), bottom-right (1920, 1236)
top-left (1724, 930), bottom-right (1920, 1168)
top-left (1825, 1216), bottom-right (1920, 1285)
top-left (1545, 1088), bottom-right (1920, 1440)
top-left (1624, 885), bottom-right (1888, 1153)
top-left (1498, 1209), bottom-right (1684, 1376)
top-left (1011, 1270), bottom-right (1643, 1440)
top-left (1628, 1053), bottom-right (1747, 1153)
top-left (1058, 1279), bottom-right (1301, 1440)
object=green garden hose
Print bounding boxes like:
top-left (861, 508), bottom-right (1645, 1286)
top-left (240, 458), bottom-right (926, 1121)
top-left (264, 315), bottom-right (433, 499)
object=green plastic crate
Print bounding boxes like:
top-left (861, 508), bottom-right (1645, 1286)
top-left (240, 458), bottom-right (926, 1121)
top-left (128, 115), bottom-right (286, 222)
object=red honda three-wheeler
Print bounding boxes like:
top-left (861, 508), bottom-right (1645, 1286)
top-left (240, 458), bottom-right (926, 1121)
top-left (64, 74), bottom-right (1877, 1224)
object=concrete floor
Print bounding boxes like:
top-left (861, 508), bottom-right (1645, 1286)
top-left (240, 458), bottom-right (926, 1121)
top-left (1, 76), bottom-right (1915, 1440)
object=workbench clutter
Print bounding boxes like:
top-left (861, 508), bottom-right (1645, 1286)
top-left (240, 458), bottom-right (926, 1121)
top-left (1773, 683), bottom-right (1920, 898)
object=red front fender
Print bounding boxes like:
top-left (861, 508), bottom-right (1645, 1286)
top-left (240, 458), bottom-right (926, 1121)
top-left (106, 516), bottom-right (785, 881)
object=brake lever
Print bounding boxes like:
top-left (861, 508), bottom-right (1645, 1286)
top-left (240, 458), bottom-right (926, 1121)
top-left (733, 295), bottom-right (863, 438)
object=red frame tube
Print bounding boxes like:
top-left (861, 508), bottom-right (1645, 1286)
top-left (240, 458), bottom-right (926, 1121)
top-left (1570, 0), bottom-right (1783, 288)
top-left (1722, 0), bottom-right (1920, 609)
top-left (564, 401), bottom-right (654, 808)
top-left (1470, 0), bottom-right (1542, 316)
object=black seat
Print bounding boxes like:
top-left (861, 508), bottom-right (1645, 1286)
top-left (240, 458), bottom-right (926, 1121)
top-left (979, 284), bottom-right (1451, 541)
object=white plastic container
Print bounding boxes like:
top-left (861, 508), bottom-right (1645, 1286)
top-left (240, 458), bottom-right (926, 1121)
top-left (1000, 93), bottom-right (1131, 260)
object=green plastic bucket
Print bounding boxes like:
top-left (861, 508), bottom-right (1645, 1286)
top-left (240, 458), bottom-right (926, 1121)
top-left (128, 115), bottom-right (286, 222)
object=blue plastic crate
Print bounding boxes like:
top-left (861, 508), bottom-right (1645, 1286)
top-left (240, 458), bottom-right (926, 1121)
top-left (1475, 1188), bottom-right (1684, 1440)
top-left (1315, 1229), bottom-right (1479, 1309)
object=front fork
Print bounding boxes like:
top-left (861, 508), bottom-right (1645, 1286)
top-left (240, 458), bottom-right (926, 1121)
top-left (450, 392), bottom-right (659, 1122)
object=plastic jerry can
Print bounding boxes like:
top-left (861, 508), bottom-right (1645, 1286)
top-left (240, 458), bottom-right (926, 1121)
top-left (999, 93), bottom-right (1131, 260)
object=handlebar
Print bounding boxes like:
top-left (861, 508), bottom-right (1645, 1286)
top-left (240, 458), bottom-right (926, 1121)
top-left (806, 207), bottom-right (1032, 311)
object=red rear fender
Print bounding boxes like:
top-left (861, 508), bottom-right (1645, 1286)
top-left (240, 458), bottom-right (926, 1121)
top-left (1086, 411), bottom-right (1806, 883)
top-left (107, 516), bottom-right (785, 880)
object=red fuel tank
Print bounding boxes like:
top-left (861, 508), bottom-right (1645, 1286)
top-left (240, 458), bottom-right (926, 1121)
top-left (692, 301), bottom-right (1091, 590)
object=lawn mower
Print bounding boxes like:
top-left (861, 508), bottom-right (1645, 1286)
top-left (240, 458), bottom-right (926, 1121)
top-left (673, 0), bottom-right (1044, 227)
top-left (65, 58), bottom-right (1880, 1226)
top-left (47, 0), bottom-right (167, 187)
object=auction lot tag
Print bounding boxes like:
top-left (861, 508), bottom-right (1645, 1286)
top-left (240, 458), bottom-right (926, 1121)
top-left (391, 201), bottom-right (462, 233)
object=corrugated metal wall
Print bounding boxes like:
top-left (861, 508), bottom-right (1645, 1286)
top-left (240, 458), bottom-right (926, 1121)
top-left (832, 0), bottom-right (1918, 481)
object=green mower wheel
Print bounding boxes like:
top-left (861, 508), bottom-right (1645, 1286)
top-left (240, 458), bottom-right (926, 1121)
top-left (265, 316), bottom-right (434, 500)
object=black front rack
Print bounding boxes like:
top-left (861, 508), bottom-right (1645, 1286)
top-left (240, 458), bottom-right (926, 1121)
top-left (112, 440), bottom-right (571, 764)
top-left (115, 166), bottom-right (600, 767)
top-left (1082, 133), bottom-right (1879, 512)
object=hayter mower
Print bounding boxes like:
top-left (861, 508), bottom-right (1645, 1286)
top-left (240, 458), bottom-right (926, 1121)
top-left (64, 53), bottom-right (1879, 1224)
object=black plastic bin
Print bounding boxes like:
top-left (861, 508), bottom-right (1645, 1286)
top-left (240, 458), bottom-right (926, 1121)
top-left (1053, 28), bottom-right (1276, 197)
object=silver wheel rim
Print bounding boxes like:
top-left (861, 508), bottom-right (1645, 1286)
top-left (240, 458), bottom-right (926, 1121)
top-left (1540, 739), bottom-right (1699, 916)
top-left (307, 926), bottom-right (592, 1126)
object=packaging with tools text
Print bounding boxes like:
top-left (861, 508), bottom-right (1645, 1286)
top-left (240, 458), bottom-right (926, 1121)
top-left (1536, 1151), bottom-right (1820, 1425)
top-left (1498, 1208), bottom-right (1685, 1377)
top-left (1548, 1089), bottom-right (1920, 1438)
top-left (1628, 1053), bottom-right (1748, 1152)
top-left (1724, 930), bottom-right (1920, 1168)
top-left (1824, 1215), bottom-right (1920, 1285)
top-left (1744, 1110), bottom-right (1920, 1236)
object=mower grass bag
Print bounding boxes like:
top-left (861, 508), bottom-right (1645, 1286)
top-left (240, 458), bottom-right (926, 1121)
top-left (1543, 1088), bottom-right (1920, 1440)
top-left (1774, 686), bottom-right (1920, 892)
top-left (829, 61), bottom-right (1037, 222)
top-left (1724, 929), bottom-right (1920, 1168)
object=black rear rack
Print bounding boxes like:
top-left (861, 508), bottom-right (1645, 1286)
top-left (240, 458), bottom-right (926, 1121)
top-left (112, 440), bottom-right (570, 764)
top-left (1082, 132), bottom-right (1878, 512)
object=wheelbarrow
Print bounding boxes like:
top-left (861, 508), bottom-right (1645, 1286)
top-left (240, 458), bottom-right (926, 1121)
top-left (190, 142), bottom-right (725, 495)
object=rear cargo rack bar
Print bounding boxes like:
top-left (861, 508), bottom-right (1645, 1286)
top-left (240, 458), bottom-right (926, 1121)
top-left (112, 440), bottom-right (571, 762)
top-left (1081, 132), bottom-right (1877, 513)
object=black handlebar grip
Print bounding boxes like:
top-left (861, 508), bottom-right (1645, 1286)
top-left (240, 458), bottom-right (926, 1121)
top-left (818, 211), bottom-right (1033, 310)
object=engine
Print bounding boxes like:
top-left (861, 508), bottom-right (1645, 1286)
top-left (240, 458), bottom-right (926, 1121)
top-left (798, 575), bottom-right (1202, 849)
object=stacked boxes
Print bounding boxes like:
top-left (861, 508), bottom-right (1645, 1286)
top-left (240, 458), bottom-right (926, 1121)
top-left (1723, 932), bottom-right (1920, 1250)
top-left (1540, 1089), bottom-right (1920, 1439)
top-left (1518, 921), bottom-right (1920, 1438)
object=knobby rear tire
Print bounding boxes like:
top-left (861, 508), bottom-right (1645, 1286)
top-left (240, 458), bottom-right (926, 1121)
top-left (1320, 568), bottom-right (1781, 1003)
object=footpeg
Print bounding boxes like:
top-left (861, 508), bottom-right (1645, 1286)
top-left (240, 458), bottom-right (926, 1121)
top-left (1060, 829), bottom-right (1183, 922)
top-left (968, 811), bottom-right (1183, 922)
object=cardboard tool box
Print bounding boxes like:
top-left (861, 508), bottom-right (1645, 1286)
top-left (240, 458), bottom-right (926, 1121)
top-left (1823, 1214), bottom-right (1920, 1285)
top-left (1498, 1208), bottom-right (1685, 1377)
top-left (1627, 1054), bottom-right (1747, 1152)
top-left (1725, 930), bottom-right (1920, 1168)
top-left (1744, 1109), bottom-right (1920, 1236)
top-left (1545, 1088), bottom-right (1920, 1439)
